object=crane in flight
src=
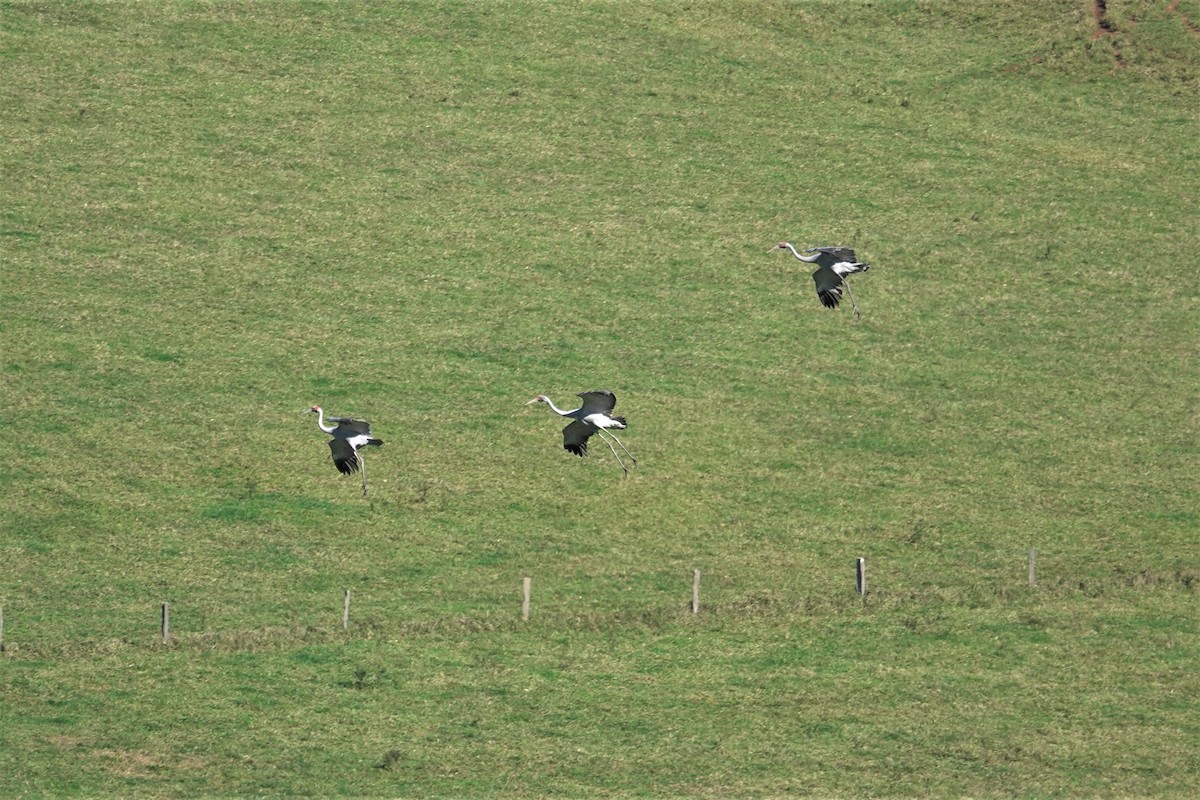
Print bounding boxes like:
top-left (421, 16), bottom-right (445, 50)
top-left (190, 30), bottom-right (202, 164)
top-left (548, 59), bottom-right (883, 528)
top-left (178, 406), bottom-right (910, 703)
top-left (525, 390), bottom-right (636, 476)
top-left (308, 405), bottom-right (383, 496)
top-left (771, 242), bottom-right (871, 319)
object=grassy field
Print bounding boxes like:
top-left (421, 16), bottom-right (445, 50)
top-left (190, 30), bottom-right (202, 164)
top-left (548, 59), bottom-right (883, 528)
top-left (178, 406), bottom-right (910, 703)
top-left (2, 1), bottom-right (1198, 796)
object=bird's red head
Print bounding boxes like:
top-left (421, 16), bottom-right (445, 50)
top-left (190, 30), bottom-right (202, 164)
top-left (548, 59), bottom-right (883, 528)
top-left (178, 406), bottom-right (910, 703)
top-left (524, 395), bottom-right (548, 406)
top-left (309, 405), bottom-right (321, 413)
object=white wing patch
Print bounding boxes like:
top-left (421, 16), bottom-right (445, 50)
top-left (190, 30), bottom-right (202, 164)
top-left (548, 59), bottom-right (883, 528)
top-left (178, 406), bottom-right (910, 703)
top-left (831, 261), bottom-right (868, 278)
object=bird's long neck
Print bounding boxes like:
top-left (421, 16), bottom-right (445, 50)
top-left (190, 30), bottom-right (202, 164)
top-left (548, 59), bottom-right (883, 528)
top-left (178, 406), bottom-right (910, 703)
top-left (541, 397), bottom-right (579, 418)
top-left (781, 243), bottom-right (819, 263)
top-left (313, 408), bottom-right (336, 434)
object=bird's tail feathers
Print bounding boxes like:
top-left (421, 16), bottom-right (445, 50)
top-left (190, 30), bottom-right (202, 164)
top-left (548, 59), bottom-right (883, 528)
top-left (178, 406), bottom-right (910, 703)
top-left (609, 416), bottom-right (627, 428)
top-left (365, 438), bottom-right (383, 447)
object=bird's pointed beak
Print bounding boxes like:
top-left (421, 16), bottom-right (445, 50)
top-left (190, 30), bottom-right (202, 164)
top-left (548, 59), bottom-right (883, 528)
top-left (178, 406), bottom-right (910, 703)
top-left (524, 398), bottom-right (540, 406)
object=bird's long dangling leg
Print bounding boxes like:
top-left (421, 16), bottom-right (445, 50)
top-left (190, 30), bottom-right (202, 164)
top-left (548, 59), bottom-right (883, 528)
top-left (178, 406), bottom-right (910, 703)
top-left (843, 280), bottom-right (863, 320)
top-left (594, 430), bottom-right (629, 476)
top-left (600, 429), bottom-right (637, 466)
top-left (358, 450), bottom-right (368, 497)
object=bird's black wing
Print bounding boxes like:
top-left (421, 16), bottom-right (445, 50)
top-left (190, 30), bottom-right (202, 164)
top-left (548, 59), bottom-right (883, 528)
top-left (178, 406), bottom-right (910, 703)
top-left (577, 390), bottom-right (617, 416)
top-left (330, 417), bottom-right (372, 436)
top-left (806, 246), bottom-right (858, 262)
top-left (328, 438), bottom-right (361, 474)
top-left (813, 267), bottom-right (845, 309)
top-left (562, 419), bottom-right (595, 457)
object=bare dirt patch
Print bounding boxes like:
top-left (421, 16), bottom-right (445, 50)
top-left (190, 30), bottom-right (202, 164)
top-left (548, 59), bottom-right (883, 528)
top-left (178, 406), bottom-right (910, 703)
top-left (1091, 0), bottom-right (1124, 66)
top-left (1093, 0), bottom-right (1118, 35)
top-left (1167, 0), bottom-right (1200, 36)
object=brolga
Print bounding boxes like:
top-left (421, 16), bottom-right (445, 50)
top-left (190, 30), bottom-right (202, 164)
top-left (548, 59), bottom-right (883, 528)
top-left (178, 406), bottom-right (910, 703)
top-left (525, 390), bottom-right (636, 476)
top-left (308, 405), bottom-right (383, 496)
top-left (771, 242), bottom-right (871, 319)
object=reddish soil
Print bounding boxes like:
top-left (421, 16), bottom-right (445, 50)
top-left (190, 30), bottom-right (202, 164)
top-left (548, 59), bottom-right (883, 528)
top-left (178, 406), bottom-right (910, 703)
top-left (1167, 0), bottom-right (1200, 36)
top-left (1093, 0), bottom-right (1118, 37)
top-left (1091, 0), bottom-right (1124, 66)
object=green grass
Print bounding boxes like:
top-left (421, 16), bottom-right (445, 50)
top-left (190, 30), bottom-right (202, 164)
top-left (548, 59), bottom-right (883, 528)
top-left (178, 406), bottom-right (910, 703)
top-left (2, 0), bottom-right (1198, 796)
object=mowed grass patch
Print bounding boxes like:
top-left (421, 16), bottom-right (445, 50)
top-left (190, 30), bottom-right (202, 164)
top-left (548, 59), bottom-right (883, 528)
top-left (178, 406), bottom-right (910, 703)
top-left (2, 591), bottom-right (1197, 797)
top-left (2, 0), bottom-right (1198, 796)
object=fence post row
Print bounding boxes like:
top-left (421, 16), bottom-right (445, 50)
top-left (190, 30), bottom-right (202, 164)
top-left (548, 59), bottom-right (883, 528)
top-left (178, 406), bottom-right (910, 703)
top-left (11, 549), bottom-right (1064, 648)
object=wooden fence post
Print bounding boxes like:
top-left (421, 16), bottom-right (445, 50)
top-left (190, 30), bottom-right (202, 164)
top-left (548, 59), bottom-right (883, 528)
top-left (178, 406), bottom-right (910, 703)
top-left (691, 569), bottom-right (701, 614)
top-left (343, 589), bottom-right (351, 630)
top-left (1028, 549), bottom-right (1037, 587)
top-left (855, 557), bottom-right (867, 598)
top-left (522, 577), bottom-right (531, 621)
top-left (161, 602), bottom-right (170, 643)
